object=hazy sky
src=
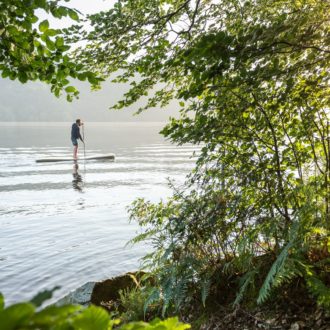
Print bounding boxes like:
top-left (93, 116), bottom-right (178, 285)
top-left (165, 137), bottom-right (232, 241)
top-left (0, 0), bottom-right (180, 122)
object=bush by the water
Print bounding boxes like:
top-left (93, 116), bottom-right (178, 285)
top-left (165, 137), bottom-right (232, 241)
top-left (0, 292), bottom-right (190, 330)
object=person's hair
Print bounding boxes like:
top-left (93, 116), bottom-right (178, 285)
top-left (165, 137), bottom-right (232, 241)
top-left (76, 119), bottom-right (81, 124)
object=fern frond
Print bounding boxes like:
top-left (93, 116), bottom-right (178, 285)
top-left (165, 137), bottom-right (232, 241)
top-left (257, 241), bottom-right (292, 304)
top-left (234, 270), bottom-right (257, 305)
top-left (127, 229), bottom-right (158, 245)
top-left (173, 278), bottom-right (188, 308)
top-left (272, 258), bottom-right (303, 289)
top-left (144, 287), bottom-right (160, 317)
top-left (160, 243), bottom-right (175, 262)
top-left (162, 284), bottom-right (172, 317)
top-left (201, 277), bottom-right (211, 307)
top-left (304, 268), bottom-right (330, 309)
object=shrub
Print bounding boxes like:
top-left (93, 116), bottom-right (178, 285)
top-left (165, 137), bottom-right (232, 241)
top-left (0, 292), bottom-right (190, 330)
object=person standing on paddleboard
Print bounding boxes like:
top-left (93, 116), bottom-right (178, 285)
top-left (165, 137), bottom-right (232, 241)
top-left (71, 119), bottom-right (84, 160)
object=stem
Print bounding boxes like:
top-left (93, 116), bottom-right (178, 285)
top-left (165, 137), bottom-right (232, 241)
top-left (252, 94), bottom-right (291, 225)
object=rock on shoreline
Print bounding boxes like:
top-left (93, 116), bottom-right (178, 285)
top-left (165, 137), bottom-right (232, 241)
top-left (56, 272), bottom-right (142, 309)
top-left (56, 281), bottom-right (95, 307)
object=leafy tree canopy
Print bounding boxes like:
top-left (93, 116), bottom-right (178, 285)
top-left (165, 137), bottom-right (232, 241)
top-left (0, 0), bottom-right (102, 100)
top-left (76, 0), bottom-right (330, 310)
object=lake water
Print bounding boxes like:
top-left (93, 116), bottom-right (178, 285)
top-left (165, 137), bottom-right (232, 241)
top-left (0, 122), bottom-right (197, 305)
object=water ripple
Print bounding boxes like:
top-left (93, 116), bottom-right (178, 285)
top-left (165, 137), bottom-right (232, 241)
top-left (0, 125), bottom-right (197, 305)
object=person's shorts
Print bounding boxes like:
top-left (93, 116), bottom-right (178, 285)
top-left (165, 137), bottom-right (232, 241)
top-left (71, 138), bottom-right (78, 146)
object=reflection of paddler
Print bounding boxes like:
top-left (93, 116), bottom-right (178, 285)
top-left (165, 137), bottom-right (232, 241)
top-left (72, 162), bottom-right (83, 192)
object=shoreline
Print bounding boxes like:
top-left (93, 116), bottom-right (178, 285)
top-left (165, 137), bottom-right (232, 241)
top-left (56, 272), bottom-right (330, 330)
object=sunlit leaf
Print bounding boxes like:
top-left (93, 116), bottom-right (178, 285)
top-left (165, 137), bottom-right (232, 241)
top-left (39, 19), bottom-right (49, 32)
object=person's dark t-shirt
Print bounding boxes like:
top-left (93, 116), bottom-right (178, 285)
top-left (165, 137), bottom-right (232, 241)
top-left (71, 123), bottom-right (82, 141)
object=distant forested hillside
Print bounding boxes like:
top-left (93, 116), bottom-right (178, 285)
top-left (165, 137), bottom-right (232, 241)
top-left (0, 78), bottom-right (179, 122)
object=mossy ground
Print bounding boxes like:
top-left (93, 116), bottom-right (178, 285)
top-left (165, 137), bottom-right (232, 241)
top-left (180, 280), bottom-right (330, 329)
top-left (91, 272), bottom-right (330, 329)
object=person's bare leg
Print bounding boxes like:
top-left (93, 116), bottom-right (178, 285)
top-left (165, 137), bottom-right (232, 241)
top-left (73, 145), bottom-right (78, 159)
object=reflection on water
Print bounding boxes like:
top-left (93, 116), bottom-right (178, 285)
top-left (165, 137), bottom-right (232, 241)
top-left (0, 123), bottom-right (199, 305)
top-left (72, 162), bottom-right (84, 193)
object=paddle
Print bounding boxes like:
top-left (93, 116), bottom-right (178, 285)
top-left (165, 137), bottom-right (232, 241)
top-left (82, 121), bottom-right (86, 159)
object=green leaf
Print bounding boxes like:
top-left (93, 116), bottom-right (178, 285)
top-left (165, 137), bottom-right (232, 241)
top-left (0, 303), bottom-right (35, 330)
top-left (45, 29), bottom-right (59, 37)
top-left (30, 15), bottom-right (39, 24)
top-left (46, 38), bottom-right (56, 51)
top-left (1, 69), bottom-right (11, 79)
top-left (72, 305), bottom-right (110, 330)
top-left (87, 73), bottom-right (100, 85)
top-left (32, 304), bottom-right (82, 326)
top-left (55, 37), bottom-right (65, 48)
top-left (57, 6), bottom-right (70, 18)
top-left (34, 0), bottom-right (47, 9)
top-left (58, 45), bottom-right (71, 52)
top-left (159, 317), bottom-right (191, 329)
top-left (77, 73), bottom-right (87, 81)
top-left (7, 25), bottom-right (19, 36)
top-left (9, 71), bottom-right (17, 80)
top-left (39, 20), bottom-right (49, 32)
top-left (0, 293), bottom-right (4, 311)
top-left (65, 86), bottom-right (77, 93)
top-left (68, 9), bottom-right (80, 21)
top-left (18, 71), bottom-right (28, 83)
top-left (121, 317), bottom-right (190, 329)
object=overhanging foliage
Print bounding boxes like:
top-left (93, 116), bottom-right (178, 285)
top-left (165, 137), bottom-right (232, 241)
top-left (0, 0), bottom-right (102, 100)
top-left (76, 0), bottom-right (330, 311)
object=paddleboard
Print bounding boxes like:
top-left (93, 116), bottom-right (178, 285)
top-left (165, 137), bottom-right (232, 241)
top-left (36, 154), bottom-right (115, 163)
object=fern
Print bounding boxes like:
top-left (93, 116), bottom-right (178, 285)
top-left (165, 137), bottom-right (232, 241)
top-left (304, 267), bottom-right (330, 310)
top-left (272, 258), bottom-right (303, 289)
top-left (161, 269), bottom-right (176, 316)
top-left (144, 287), bottom-right (161, 317)
top-left (173, 278), bottom-right (189, 309)
top-left (201, 277), bottom-right (211, 307)
top-left (128, 229), bottom-right (158, 245)
top-left (257, 241), bottom-right (292, 304)
top-left (234, 270), bottom-right (257, 305)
